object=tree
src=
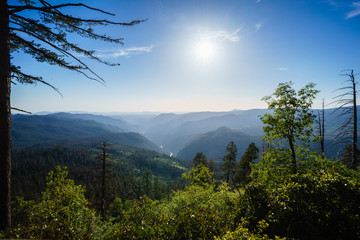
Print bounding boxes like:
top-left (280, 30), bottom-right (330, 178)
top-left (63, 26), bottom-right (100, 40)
top-left (182, 164), bottom-right (214, 187)
top-left (95, 141), bottom-right (115, 220)
top-left (236, 142), bottom-right (259, 185)
top-left (318, 99), bottom-right (325, 156)
top-left (340, 144), bottom-right (360, 168)
top-left (186, 152), bottom-right (213, 187)
top-left (332, 70), bottom-right (359, 170)
top-left (141, 170), bottom-right (152, 197)
top-left (8, 167), bottom-right (102, 239)
top-left (192, 152), bottom-right (208, 168)
top-left (260, 81), bottom-right (319, 174)
top-left (1, 1), bottom-right (142, 229)
top-left (208, 158), bottom-right (216, 173)
top-left (221, 141), bottom-right (238, 184)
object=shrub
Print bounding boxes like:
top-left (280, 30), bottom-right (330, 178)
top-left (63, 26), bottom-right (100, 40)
top-left (236, 171), bottom-right (360, 239)
top-left (8, 166), bottom-right (103, 240)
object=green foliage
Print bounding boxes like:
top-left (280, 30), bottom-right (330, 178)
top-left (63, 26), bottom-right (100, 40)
top-left (108, 198), bottom-right (124, 221)
top-left (340, 144), bottom-right (360, 169)
top-left (260, 81), bottom-right (319, 174)
top-left (8, 166), bottom-right (103, 240)
top-left (182, 164), bottom-right (214, 187)
top-left (141, 170), bottom-right (153, 196)
top-left (236, 167), bottom-right (360, 239)
top-left (164, 183), bottom-right (239, 239)
top-left (108, 196), bottom-right (172, 240)
top-left (12, 145), bottom-right (185, 202)
top-left (3, 151), bottom-right (360, 239)
top-left (215, 225), bottom-right (286, 240)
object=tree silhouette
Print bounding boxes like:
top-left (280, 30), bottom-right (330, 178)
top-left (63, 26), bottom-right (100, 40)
top-left (192, 152), bottom-right (208, 168)
top-left (221, 141), bottom-right (238, 184)
top-left (236, 142), bottom-right (259, 185)
top-left (317, 99), bottom-right (325, 156)
top-left (95, 141), bottom-right (115, 220)
top-left (0, 0), bottom-right (142, 229)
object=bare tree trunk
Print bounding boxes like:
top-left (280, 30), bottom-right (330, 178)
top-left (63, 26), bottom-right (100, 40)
top-left (351, 70), bottom-right (358, 170)
top-left (318, 99), bottom-right (325, 156)
top-left (101, 142), bottom-right (107, 220)
top-left (0, 0), bottom-right (12, 230)
top-left (288, 136), bottom-right (297, 174)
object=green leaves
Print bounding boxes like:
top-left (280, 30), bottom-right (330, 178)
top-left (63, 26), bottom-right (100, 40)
top-left (260, 81), bottom-right (319, 174)
top-left (182, 164), bottom-right (214, 187)
top-left (9, 166), bottom-right (103, 240)
top-left (236, 167), bottom-right (360, 239)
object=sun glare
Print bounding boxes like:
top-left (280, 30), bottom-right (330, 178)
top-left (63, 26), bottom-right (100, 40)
top-left (194, 40), bottom-right (215, 62)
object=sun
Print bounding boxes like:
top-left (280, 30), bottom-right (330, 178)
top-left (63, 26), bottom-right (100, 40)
top-left (194, 40), bottom-right (215, 62)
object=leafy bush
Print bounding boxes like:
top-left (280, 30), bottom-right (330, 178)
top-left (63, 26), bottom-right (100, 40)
top-left (8, 166), bottom-right (103, 240)
top-left (236, 170), bottom-right (360, 239)
top-left (215, 225), bottom-right (286, 240)
top-left (108, 196), bottom-right (173, 240)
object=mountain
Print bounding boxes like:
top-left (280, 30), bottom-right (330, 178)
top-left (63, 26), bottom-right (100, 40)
top-left (142, 109), bottom-right (267, 155)
top-left (49, 112), bottom-right (138, 132)
top-left (177, 127), bottom-right (262, 161)
top-left (11, 114), bottom-right (164, 153)
top-left (13, 107), bottom-right (360, 160)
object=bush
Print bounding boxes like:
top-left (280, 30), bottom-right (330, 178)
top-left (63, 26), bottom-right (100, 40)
top-left (215, 225), bottom-right (286, 240)
top-left (108, 196), bottom-right (173, 240)
top-left (8, 166), bottom-right (103, 240)
top-left (236, 171), bottom-right (360, 239)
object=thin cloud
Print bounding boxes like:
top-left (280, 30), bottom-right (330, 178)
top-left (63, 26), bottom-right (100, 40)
top-left (346, 1), bottom-right (360, 19)
top-left (257, 0), bottom-right (261, 3)
top-left (327, 0), bottom-right (337, 7)
top-left (255, 23), bottom-right (262, 32)
top-left (222, 28), bottom-right (242, 42)
top-left (96, 45), bottom-right (155, 58)
top-left (278, 67), bottom-right (288, 71)
top-left (203, 28), bottom-right (242, 42)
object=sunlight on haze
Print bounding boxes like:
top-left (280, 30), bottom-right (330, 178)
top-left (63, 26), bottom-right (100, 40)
top-left (194, 40), bottom-right (216, 63)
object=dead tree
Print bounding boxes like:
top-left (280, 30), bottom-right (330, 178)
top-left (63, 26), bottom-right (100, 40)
top-left (332, 70), bottom-right (358, 170)
top-left (317, 99), bottom-right (325, 156)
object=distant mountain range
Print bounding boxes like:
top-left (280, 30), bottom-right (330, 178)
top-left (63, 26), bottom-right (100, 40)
top-left (12, 114), bottom-right (164, 153)
top-left (13, 107), bottom-right (360, 161)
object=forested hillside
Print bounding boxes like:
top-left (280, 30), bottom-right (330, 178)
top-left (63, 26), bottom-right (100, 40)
top-left (12, 145), bottom-right (186, 202)
top-left (12, 114), bottom-right (165, 153)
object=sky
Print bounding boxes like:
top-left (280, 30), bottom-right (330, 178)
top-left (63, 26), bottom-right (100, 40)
top-left (10, 0), bottom-right (360, 113)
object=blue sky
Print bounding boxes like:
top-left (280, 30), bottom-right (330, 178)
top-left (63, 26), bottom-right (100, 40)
top-left (10, 0), bottom-right (360, 113)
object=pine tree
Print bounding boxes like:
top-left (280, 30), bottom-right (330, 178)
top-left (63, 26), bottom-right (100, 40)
top-left (221, 141), bottom-right (238, 184)
top-left (0, 1), bottom-right (142, 229)
top-left (192, 152), bottom-right (208, 168)
top-left (236, 142), bottom-right (259, 185)
top-left (95, 141), bottom-right (115, 220)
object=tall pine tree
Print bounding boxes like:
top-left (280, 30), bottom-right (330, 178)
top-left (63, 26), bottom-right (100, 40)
top-left (221, 141), bottom-right (238, 184)
top-left (0, 1), bottom-right (142, 229)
